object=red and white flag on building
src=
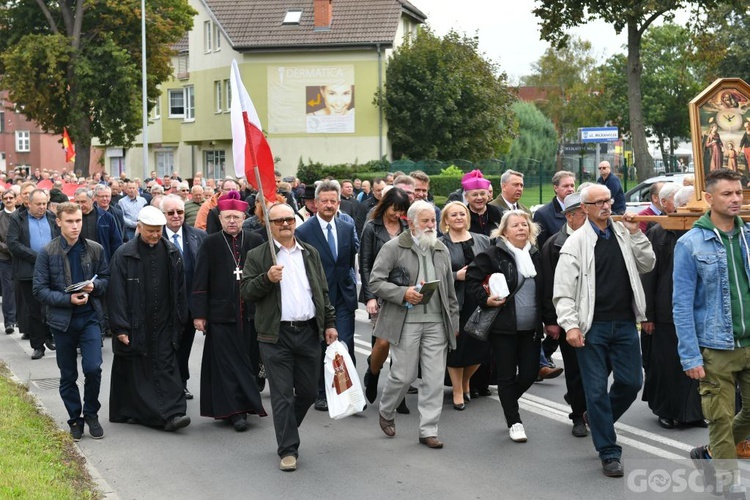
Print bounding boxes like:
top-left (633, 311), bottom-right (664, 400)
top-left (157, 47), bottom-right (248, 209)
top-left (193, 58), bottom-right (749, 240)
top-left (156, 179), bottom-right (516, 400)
top-left (230, 59), bottom-right (276, 201)
top-left (62, 127), bottom-right (76, 163)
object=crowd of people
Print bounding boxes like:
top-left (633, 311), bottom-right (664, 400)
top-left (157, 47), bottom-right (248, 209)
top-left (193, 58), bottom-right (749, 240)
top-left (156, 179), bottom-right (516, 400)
top-left (2, 163), bottom-right (749, 486)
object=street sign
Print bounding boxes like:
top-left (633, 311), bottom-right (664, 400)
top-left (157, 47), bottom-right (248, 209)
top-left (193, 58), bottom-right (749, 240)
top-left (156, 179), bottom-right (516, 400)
top-left (561, 143), bottom-right (590, 155)
top-left (579, 127), bottom-right (619, 143)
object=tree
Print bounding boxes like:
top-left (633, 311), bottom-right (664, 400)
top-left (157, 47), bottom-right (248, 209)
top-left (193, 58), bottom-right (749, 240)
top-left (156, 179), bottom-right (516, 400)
top-left (522, 37), bottom-right (608, 144)
top-left (0, 0), bottom-right (196, 174)
top-left (503, 101), bottom-right (558, 176)
top-left (533, 0), bottom-right (724, 180)
top-left (691, 4), bottom-right (750, 84)
top-left (378, 28), bottom-right (516, 162)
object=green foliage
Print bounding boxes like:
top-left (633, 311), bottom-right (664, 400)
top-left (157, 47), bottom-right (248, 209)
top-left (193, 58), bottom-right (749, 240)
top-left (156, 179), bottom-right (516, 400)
top-left (522, 37), bottom-right (607, 142)
top-left (691, 3), bottom-right (750, 84)
top-left (378, 28), bottom-right (516, 162)
top-left (503, 102), bottom-right (558, 176)
top-left (0, 0), bottom-right (196, 174)
top-left (598, 54), bottom-right (630, 131)
top-left (295, 157), bottom-right (388, 185)
top-left (440, 165), bottom-right (464, 176)
top-left (427, 174), bottom-right (501, 198)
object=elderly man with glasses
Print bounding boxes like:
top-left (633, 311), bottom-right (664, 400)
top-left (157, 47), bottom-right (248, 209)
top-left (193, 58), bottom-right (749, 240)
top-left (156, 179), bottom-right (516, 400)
top-left (241, 202), bottom-right (337, 472)
top-left (0, 190), bottom-right (18, 333)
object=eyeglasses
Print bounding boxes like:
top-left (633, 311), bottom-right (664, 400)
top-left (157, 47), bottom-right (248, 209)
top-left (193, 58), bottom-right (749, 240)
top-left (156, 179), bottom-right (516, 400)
top-left (269, 216), bottom-right (296, 226)
top-left (2, 197), bottom-right (14, 201)
top-left (584, 199), bottom-right (614, 208)
top-left (166, 210), bottom-right (185, 216)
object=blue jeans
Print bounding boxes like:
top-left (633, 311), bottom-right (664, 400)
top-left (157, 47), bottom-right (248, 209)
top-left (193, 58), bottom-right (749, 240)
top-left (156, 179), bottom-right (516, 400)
top-left (52, 312), bottom-right (103, 425)
top-left (0, 259), bottom-right (15, 325)
top-left (577, 321), bottom-right (643, 460)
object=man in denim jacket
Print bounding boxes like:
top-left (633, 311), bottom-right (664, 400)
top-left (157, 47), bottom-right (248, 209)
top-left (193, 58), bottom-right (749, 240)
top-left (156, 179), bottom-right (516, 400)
top-left (674, 168), bottom-right (750, 493)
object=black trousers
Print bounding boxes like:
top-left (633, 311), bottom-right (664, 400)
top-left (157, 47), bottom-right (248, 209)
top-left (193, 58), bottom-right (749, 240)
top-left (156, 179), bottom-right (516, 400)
top-left (259, 322), bottom-right (320, 458)
top-left (490, 331), bottom-right (539, 427)
top-left (177, 314), bottom-right (197, 387)
top-left (18, 279), bottom-right (50, 350)
top-left (558, 331), bottom-right (587, 421)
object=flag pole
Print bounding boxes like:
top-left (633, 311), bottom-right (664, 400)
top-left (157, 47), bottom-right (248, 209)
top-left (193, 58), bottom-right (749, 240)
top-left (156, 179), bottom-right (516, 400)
top-left (254, 166), bottom-right (277, 265)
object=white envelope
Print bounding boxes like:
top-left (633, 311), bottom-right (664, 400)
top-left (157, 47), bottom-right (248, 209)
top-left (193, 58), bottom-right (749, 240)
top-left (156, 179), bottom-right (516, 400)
top-left (488, 273), bottom-right (509, 298)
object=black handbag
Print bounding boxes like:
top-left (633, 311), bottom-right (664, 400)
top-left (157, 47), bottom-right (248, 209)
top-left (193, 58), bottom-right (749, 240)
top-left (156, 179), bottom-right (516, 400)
top-left (464, 274), bottom-right (525, 341)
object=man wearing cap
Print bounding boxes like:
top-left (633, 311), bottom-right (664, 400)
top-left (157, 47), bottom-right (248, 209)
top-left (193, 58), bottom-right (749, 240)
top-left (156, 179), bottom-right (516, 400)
top-left (191, 192), bottom-right (267, 431)
top-left (298, 185), bottom-right (318, 220)
top-left (462, 170), bottom-right (503, 238)
top-left (541, 192), bottom-right (589, 438)
top-left (107, 205), bottom-right (191, 431)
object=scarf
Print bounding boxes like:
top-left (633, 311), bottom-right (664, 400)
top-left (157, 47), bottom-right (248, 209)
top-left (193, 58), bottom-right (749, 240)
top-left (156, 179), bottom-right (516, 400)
top-left (503, 239), bottom-right (536, 278)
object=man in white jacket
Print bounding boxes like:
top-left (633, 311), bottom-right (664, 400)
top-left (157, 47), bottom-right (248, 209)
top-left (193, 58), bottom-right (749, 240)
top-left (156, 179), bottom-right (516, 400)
top-left (553, 184), bottom-right (655, 478)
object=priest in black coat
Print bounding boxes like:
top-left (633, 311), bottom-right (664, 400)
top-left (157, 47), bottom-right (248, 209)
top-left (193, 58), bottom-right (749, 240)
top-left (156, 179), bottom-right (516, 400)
top-left (192, 192), bottom-right (267, 431)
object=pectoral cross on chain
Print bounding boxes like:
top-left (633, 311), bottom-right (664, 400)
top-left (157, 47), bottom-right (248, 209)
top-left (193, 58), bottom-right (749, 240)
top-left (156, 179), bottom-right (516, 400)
top-left (234, 266), bottom-right (242, 281)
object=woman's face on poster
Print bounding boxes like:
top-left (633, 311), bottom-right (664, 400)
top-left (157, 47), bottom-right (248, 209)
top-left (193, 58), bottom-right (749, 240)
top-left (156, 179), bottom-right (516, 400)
top-left (321, 85), bottom-right (353, 114)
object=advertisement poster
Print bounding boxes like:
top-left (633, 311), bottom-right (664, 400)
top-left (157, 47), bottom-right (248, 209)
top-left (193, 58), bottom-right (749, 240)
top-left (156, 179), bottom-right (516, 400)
top-left (268, 65), bottom-right (355, 134)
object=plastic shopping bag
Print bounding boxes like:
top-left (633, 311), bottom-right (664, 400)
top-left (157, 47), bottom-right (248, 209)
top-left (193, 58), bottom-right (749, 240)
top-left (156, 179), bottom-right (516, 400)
top-left (324, 341), bottom-right (366, 419)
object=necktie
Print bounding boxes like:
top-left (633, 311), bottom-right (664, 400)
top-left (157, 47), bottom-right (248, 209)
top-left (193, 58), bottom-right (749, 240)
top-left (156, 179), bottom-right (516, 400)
top-left (326, 223), bottom-right (337, 260)
top-left (172, 233), bottom-right (182, 254)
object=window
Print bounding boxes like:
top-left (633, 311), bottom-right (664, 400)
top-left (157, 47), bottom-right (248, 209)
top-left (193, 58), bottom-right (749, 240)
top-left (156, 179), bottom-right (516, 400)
top-left (224, 79), bottom-right (231, 112)
top-left (205, 150), bottom-right (226, 179)
top-left (184, 86), bottom-right (195, 121)
top-left (168, 89), bottom-right (185, 117)
top-left (0, 111), bottom-right (5, 132)
top-left (283, 9), bottom-right (302, 24)
top-left (204, 21), bottom-right (212, 53)
top-left (214, 81), bottom-right (223, 113)
top-left (15, 131), bottom-right (30, 152)
top-left (155, 151), bottom-right (174, 177)
top-left (151, 97), bottom-right (161, 119)
top-left (214, 23), bottom-right (221, 50)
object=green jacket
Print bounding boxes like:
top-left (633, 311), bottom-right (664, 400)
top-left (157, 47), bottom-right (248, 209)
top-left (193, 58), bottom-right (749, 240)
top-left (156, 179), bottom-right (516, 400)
top-left (240, 239), bottom-right (336, 343)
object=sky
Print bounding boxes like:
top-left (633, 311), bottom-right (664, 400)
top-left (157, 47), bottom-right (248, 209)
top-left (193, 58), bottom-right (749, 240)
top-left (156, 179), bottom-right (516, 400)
top-left (411, 0), bottom-right (629, 83)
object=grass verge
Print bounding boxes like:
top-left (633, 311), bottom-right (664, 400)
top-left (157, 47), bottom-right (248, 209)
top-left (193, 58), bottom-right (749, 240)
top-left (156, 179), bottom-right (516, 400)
top-left (0, 361), bottom-right (101, 499)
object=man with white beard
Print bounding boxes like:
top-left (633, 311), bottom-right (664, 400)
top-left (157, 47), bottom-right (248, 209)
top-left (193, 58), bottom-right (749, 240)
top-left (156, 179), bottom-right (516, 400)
top-left (369, 200), bottom-right (459, 449)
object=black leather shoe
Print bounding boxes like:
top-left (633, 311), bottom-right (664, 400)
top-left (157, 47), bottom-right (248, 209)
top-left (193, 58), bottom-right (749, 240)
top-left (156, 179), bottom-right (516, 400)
top-left (21, 333), bottom-right (29, 340)
top-left (314, 397), bottom-right (328, 412)
top-left (463, 392), bottom-right (471, 403)
top-left (45, 338), bottom-right (56, 351)
top-left (164, 414), bottom-right (191, 431)
top-left (184, 388), bottom-right (194, 400)
top-left (5, 324), bottom-right (14, 334)
top-left (687, 419), bottom-right (709, 428)
top-left (453, 403), bottom-right (465, 411)
top-left (396, 399), bottom-right (410, 415)
top-left (658, 417), bottom-right (676, 429)
top-left (478, 388), bottom-right (492, 397)
top-left (230, 413), bottom-right (248, 432)
top-left (572, 420), bottom-right (588, 437)
top-left (31, 348), bottom-right (45, 360)
top-left (470, 389), bottom-right (480, 399)
top-left (602, 458), bottom-right (624, 477)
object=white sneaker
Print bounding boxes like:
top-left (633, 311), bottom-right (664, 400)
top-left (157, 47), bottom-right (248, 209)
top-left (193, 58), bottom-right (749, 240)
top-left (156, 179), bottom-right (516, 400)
top-left (509, 423), bottom-right (527, 443)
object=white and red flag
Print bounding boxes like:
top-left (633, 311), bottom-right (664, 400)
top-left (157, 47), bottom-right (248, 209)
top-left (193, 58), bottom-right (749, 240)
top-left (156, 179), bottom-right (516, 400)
top-left (230, 59), bottom-right (276, 201)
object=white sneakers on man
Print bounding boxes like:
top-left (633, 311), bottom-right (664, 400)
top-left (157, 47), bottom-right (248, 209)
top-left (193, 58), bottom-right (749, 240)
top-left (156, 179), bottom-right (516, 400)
top-left (509, 423), bottom-right (527, 443)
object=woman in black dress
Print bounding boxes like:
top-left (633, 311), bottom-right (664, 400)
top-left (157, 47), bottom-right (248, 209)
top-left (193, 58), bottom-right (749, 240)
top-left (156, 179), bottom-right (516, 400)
top-left (438, 202), bottom-right (490, 410)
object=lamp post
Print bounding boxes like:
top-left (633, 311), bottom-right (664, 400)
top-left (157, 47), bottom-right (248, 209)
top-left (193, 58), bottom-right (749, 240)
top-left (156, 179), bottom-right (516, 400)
top-left (141, 0), bottom-right (148, 179)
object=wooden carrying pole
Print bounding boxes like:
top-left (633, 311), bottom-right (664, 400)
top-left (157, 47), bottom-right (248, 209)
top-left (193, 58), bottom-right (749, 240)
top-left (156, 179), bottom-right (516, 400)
top-left (254, 166), bottom-right (277, 265)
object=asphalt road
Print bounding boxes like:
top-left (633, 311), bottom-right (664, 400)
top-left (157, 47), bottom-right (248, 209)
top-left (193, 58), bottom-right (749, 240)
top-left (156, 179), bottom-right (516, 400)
top-left (0, 311), bottom-right (731, 500)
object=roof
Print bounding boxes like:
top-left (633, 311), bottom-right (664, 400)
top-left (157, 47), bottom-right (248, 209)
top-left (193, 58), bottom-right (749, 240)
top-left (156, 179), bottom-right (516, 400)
top-left (202, 0), bottom-right (427, 50)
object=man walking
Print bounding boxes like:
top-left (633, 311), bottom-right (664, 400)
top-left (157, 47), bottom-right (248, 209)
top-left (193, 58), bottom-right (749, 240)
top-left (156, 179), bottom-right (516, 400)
top-left (295, 180), bottom-right (359, 412)
top-left (674, 168), bottom-right (750, 493)
top-left (33, 203), bottom-right (109, 441)
top-left (7, 189), bottom-right (60, 359)
top-left (108, 206), bottom-right (190, 431)
top-left (553, 184), bottom-right (654, 477)
top-left (117, 180), bottom-right (147, 241)
top-left (241, 203), bottom-right (337, 472)
top-left (596, 161), bottom-right (626, 215)
top-left (370, 200), bottom-right (459, 449)
top-left (0, 189), bottom-right (18, 334)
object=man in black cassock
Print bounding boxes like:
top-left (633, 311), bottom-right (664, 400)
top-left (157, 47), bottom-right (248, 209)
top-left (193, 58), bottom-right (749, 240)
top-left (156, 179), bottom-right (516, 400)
top-left (192, 192), bottom-right (267, 431)
top-left (107, 206), bottom-right (191, 431)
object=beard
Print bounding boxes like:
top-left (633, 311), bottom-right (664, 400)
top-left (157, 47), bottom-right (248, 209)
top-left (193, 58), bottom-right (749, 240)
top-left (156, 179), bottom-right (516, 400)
top-left (414, 227), bottom-right (437, 248)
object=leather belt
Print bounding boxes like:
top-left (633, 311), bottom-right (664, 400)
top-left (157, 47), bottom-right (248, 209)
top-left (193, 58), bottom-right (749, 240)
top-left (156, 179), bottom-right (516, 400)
top-left (279, 319), bottom-right (315, 330)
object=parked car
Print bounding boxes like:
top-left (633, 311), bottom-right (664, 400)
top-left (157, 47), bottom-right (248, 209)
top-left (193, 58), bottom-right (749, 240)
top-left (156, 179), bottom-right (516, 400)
top-left (624, 173), bottom-right (690, 211)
